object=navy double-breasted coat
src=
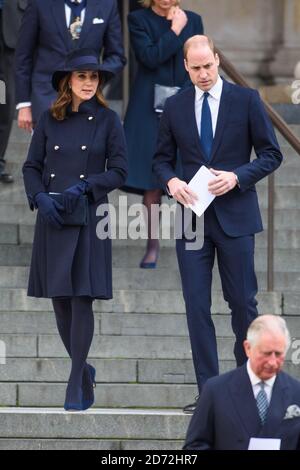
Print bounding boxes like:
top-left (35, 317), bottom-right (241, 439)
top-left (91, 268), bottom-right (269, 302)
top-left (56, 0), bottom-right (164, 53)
top-left (23, 98), bottom-right (128, 299)
top-left (123, 8), bottom-right (203, 193)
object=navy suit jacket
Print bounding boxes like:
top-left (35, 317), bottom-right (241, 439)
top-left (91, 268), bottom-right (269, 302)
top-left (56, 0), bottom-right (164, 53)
top-left (15, 0), bottom-right (126, 120)
top-left (184, 365), bottom-right (300, 450)
top-left (1, 0), bottom-right (27, 49)
top-left (153, 79), bottom-right (283, 237)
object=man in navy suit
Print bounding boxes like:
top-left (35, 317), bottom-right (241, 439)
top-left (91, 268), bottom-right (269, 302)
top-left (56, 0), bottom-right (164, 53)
top-left (153, 35), bottom-right (283, 413)
top-left (184, 315), bottom-right (300, 450)
top-left (15, 0), bottom-right (126, 131)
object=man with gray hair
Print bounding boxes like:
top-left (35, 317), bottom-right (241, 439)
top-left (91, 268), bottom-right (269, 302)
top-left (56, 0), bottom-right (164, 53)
top-left (184, 315), bottom-right (300, 450)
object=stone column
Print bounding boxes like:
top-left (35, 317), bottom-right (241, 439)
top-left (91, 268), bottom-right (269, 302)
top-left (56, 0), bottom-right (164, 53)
top-left (270, 0), bottom-right (300, 83)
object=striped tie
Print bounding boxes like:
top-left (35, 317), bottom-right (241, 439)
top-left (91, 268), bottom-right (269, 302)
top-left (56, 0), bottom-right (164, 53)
top-left (256, 382), bottom-right (269, 425)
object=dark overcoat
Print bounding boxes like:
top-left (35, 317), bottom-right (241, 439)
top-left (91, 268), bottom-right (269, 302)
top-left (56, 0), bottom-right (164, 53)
top-left (23, 97), bottom-right (128, 299)
top-left (123, 8), bottom-right (203, 193)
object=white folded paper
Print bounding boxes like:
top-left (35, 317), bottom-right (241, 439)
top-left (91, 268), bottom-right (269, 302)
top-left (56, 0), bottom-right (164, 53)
top-left (248, 438), bottom-right (281, 450)
top-left (187, 165), bottom-right (217, 217)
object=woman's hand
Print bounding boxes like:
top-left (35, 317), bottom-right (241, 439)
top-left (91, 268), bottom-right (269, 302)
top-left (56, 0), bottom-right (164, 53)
top-left (169, 6), bottom-right (188, 36)
top-left (62, 181), bottom-right (88, 214)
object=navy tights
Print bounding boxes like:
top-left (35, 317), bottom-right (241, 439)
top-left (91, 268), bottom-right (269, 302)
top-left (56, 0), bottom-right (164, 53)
top-left (52, 296), bottom-right (94, 408)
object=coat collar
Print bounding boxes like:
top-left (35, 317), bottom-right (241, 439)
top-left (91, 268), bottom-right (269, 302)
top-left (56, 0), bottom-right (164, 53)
top-left (183, 78), bottom-right (233, 165)
top-left (66, 96), bottom-right (100, 117)
top-left (259, 372), bottom-right (291, 437)
top-left (209, 78), bottom-right (233, 162)
top-left (228, 365), bottom-right (291, 439)
top-left (228, 365), bottom-right (262, 437)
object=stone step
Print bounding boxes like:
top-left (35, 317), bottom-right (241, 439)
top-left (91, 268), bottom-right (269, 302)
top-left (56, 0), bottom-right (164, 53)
top-left (0, 357), bottom-right (299, 384)
top-left (1, 230), bottom-right (300, 266)
top-left (0, 288), bottom-right (284, 313)
top-left (3, 333), bottom-right (296, 361)
top-left (0, 438), bottom-right (183, 451)
top-left (2, 205), bottom-right (300, 230)
top-left (0, 311), bottom-right (228, 335)
top-left (2, 224), bottom-right (300, 251)
top-left (1, 383), bottom-right (198, 408)
top-left (0, 408), bottom-right (189, 443)
top-left (1, 308), bottom-right (290, 335)
top-left (0, 249), bottom-right (300, 290)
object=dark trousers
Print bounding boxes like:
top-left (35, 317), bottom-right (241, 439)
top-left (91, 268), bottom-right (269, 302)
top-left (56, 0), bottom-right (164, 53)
top-left (0, 11), bottom-right (15, 169)
top-left (176, 205), bottom-right (258, 393)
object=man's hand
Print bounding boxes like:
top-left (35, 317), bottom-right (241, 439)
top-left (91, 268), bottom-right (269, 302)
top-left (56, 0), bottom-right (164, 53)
top-left (208, 169), bottom-right (238, 196)
top-left (18, 107), bottom-right (33, 132)
top-left (167, 177), bottom-right (198, 207)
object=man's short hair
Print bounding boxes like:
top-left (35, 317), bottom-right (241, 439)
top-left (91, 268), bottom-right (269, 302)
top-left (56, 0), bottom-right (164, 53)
top-left (184, 35), bottom-right (217, 60)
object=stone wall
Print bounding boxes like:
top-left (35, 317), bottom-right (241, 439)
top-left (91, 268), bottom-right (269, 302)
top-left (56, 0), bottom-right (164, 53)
top-left (182, 0), bottom-right (299, 85)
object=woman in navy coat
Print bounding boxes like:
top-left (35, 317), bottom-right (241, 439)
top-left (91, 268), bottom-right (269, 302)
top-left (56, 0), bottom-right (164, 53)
top-left (23, 48), bottom-right (128, 411)
top-left (123, 0), bottom-right (203, 268)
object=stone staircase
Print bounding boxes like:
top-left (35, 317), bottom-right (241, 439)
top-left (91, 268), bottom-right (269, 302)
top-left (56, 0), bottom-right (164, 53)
top-left (0, 116), bottom-right (299, 450)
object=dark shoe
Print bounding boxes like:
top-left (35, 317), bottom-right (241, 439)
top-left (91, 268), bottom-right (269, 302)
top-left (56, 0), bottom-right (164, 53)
top-left (139, 248), bottom-right (159, 269)
top-left (82, 364), bottom-right (96, 411)
top-left (0, 172), bottom-right (14, 184)
top-left (64, 384), bottom-right (84, 411)
top-left (183, 395), bottom-right (200, 414)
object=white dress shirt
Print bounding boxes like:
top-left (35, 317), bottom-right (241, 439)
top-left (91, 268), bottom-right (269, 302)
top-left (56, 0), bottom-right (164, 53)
top-left (17, 0), bottom-right (86, 110)
top-left (247, 359), bottom-right (276, 404)
top-left (195, 75), bottom-right (223, 138)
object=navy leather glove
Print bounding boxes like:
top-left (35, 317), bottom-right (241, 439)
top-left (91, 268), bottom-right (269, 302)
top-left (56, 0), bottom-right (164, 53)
top-left (35, 192), bottom-right (64, 229)
top-left (62, 181), bottom-right (88, 214)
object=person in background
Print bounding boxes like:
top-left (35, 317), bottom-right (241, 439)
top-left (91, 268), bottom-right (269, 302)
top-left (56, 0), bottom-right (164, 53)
top-left (123, 0), bottom-right (203, 268)
top-left (0, 0), bottom-right (27, 183)
top-left (184, 315), bottom-right (300, 450)
top-left (15, 0), bottom-right (126, 132)
top-left (22, 48), bottom-right (127, 411)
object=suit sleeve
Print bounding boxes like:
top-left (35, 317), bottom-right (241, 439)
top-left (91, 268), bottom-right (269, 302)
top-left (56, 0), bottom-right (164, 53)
top-left (15, 0), bottom-right (39, 103)
top-left (183, 381), bottom-right (215, 450)
top-left (128, 12), bottom-right (184, 70)
top-left (85, 113), bottom-right (128, 203)
top-left (101, 0), bottom-right (126, 78)
top-left (152, 100), bottom-right (178, 190)
top-left (22, 111), bottom-right (48, 210)
top-left (234, 90), bottom-right (283, 191)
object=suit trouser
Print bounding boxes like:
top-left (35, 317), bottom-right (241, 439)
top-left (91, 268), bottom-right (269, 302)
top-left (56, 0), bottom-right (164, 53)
top-left (176, 205), bottom-right (258, 393)
top-left (0, 12), bottom-right (15, 168)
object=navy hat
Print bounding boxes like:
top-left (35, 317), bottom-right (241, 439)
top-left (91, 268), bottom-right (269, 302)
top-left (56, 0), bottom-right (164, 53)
top-left (52, 48), bottom-right (103, 91)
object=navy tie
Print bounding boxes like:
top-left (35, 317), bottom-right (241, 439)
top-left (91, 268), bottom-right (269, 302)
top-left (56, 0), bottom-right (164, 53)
top-left (200, 92), bottom-right (213, 162)
top-left (256, 382), bottom-right (269, 425)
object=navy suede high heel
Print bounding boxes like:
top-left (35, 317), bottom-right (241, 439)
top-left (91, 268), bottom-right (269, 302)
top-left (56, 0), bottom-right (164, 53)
top-left (82, 364), bottom-right (96, 410)
top-left (64, 388), bottom-right (84, 412)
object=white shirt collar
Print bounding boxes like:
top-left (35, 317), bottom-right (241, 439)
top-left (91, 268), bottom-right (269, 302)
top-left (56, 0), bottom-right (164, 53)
top-left (195, 75), bottom-right (223, 102)
top-left (246, 360), bottom-right (277, 389)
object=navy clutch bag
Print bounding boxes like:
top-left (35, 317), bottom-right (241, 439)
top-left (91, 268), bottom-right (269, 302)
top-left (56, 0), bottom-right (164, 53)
top-left (48, 192), bottom-right (88, 226)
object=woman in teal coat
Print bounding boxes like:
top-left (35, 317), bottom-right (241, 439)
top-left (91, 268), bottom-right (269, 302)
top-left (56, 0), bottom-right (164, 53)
top-left (124, 0), bottom-right (203, 268)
